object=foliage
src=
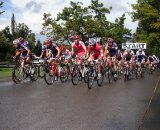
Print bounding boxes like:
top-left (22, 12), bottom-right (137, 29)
top-left (33, 40), bottom-right (42, 56)
top-left (0, 14), bottom-right (38, 60)
top-left (41, 0), bottom-right (131, 46)
top-left (131, 0), bottom-right (160, 56)
top-left (0, 1), bottom-right (5, 15)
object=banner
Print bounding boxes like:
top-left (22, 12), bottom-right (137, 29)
top-left (122, 43), bottom-right (147, 49)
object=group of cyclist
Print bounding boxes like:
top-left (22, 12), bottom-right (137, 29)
top-left (12, 35), bottom-right (159, 80)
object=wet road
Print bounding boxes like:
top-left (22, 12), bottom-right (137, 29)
top-left (0, 72), bottom-right (160, 130)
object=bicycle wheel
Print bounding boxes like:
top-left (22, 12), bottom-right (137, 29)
top-left (60, 64), bottom-right (68, 83)
top-left (38, 64), bottom-right (45, 78)
top-left (84, 67), bottom-right (89, 83)
top-left (71, 64), bottom-right (81, 86)
top-left (30, 64), bottom-right (38, 81)
top-left (87, 68), bottom-right (95, 89)
top-left (108, 68), bottom-right (112, 84)
top-left (44, 66), bottom-right (55, 85)
top-left (12, 64), bottom-right (25, 84)
top-left (124, 68), bottom-right (129, 81)
top-left (97, 67), bottom-right (104, 86)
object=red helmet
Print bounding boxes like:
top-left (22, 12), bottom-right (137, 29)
top-left (72, 34), bottom-right (80, 39)
top-left (60, 45), bottom-right (66, 52)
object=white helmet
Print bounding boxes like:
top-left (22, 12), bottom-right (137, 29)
top-left (89, 39), bottom-right (96, 46)
top-left (152, 55), bottom-right (156, 58)
top-left (138, 48), bottom-right (142, 52)
top-left (13, 39), bottom-right (19, 45)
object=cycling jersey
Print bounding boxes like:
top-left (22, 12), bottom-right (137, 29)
top-left (19, 41), bottom-right (30, 58)
top-left (105, 42), bottom-right (118, 57)
top-left (47, 42), bottom-right (59, 57)
top-left (72, 41), bottom-right (86, 58)
top-left (61, 49), bottom-right (71, 59)
top-left (123, 50), bottom-right (134, 62)
top-left (87, 43), bottom-right (103, 60)
top-left (117, 53), bottom-right (122, 61)
top-left (136, 51), bottom-right (145, 62)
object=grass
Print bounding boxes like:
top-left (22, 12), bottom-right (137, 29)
top-left (0, 68), bottom-right (12, 79)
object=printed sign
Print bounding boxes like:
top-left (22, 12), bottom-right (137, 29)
top-left (122, 43), bottom-right (147, 49)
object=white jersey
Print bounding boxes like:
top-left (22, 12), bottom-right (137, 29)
top-left (136, 50), bottom-right (145, 56)
top-left (123, 50), bottom-right (135, 56)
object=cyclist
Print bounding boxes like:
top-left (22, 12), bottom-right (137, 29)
top-left (45, 38), bottom-right (60, 59)
top-left (13, 37), bottom-right (31, 63)
top-left (87, 38), bottom-right (103, 79)
top-left (40, 42), bottom-right (47, 59)
top-left (117, 50), bottom-right (123, 74)
top-left (136, 48), bottom-right (146, 68)
top-left (104, 37), bottom-right (118, 77)
top-left (122, 48), bottom-right (135, 72)
top-left (71, 34), bottom-right (87, 58)
top-left (13, 38), bottom-right (21, 59)
top-left (59, 45), bottom-right (71, 63)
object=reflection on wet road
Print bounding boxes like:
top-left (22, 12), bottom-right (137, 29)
top-left (0, 72), bottom-right (159, 130)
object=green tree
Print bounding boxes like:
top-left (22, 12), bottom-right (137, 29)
top-left (41, 0), bottom-right (131, 46)
top-left (11, 13), bottom-right (16, 38)
top-left (27, 33), bottom-right (36, 51)
top-left (131, 0), bottom-right (160, 56)
top-left (0, 15), bottom-right (36, 60)
top-left (0, 1), bottom-right (5, 15)
top-left (106, 14), bottom-right (131, 47)
top-left (16, 23), bottom-right (32, 39)
top-left (33, 40), bottom-right (42, 56)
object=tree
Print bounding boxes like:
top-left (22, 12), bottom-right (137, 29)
top-left (27, 33), bottom-right (36, 51)
top-left (33, 40), bottom-right (42, 56)
top-left (0, 14), bottom-right (36, 60)
top-left (11, 13), bottom-right (16, 38)
top-left (106, 14), bottom-right (131, 47)
top-left (41, 0), bottom-right (131, 46)
top-left (131, 0), bottom-right (160, 56)
top-left (16, 23), bottom-right (32, 39)
top-left (0, 1), bottom-right (5, 15)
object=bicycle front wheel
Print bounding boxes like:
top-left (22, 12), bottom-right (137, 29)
top-left (44, 66), bottom-right (55, 85)
top-left (87, 69), bottom-right (95, 89)
top-left (71, 64), bottom-right (81, 86)
top-left (12, 64), bottom-right (25, 84)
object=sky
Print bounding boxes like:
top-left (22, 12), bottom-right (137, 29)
top-left (0, 0), bottom-right (138, 42)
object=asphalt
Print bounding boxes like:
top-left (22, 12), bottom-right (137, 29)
top-left (0, 72), bottom-right (160, 130)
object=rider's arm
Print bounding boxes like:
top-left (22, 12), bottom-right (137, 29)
top-left (25, 47), bottom-right (31, 57)
top-left (87, 45), bottom-right (91, 57)
top-left (103, 44), bottom-right (108, 57)
top-left (71, 43), bottom-right (75, 56)
top-left (81, 41), bottom-right (87, 55)
top-left (56, 46), bottom-right (61, 57)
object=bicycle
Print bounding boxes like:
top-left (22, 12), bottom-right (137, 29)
top-left (33, 56), bottom-right (45, 78)
top-left (12, 56), bottom-right (38, 84)
top-left (104, 57), bottom-right (117, 84)
top-left (87, 60), bottom-right (104, 89)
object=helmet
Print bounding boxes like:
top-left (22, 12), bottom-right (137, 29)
top-left (107, 37), bottom-right (113, 43)
top-left (152, 55), bottom-right (156, 58)
top-left (13, 39), bottom-right (19, 45)
top-left (48, 35), bottom-right (55, 41)
top-left (89, 39), bottom-right (96, 46)
top-left (19, 37), bottom-right (24, 43)
top-left (60, 45), bottom-right (66, 52)
top-left (45, 39), bottom-right (52, 46)
top-left (138, 48), bottom-right (142, 52)
top-left (72, 34), bottom-right (80, 40)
